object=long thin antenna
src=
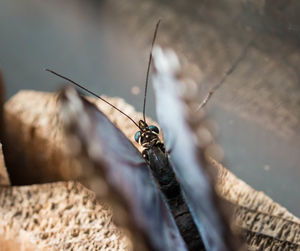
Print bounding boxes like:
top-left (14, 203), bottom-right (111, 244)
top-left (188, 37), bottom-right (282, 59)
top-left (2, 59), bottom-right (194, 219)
top-left (142, 20), bottom-right (161, 123)
top-left (46, 69), bottom-right (140, 129)
top-left (198, 39), bottom-right (254, 110)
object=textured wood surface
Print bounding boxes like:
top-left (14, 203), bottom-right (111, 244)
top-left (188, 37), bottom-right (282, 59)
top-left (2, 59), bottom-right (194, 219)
top-left (1, 90), bottom-right (300, 250)
top-left (0, 182), bottom-right (131, 251)
top-left (214, 160), bottom-right (300, 250)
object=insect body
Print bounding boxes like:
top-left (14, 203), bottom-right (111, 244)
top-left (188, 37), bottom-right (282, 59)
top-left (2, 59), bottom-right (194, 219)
top-left (134, 120), bottom-right (204, 250)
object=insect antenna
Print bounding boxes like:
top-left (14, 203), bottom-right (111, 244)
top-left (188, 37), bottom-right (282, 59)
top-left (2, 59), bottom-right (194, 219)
top-left (198, 38), bottom-right (254, 110)
top-left (45, 69), bottom-right (140, 129)
top-left (142, 19), bottom-right (161, 123)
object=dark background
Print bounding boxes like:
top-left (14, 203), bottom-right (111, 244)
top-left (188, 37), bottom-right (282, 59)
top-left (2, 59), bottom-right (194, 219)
top-left (0, 0), bottom-right (299, 217)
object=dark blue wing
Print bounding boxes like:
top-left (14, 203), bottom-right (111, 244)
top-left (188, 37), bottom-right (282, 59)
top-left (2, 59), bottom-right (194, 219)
top-left (59, 87), bottom-right (187, 251)
top-left (152, 47), bottom-right (243, 251)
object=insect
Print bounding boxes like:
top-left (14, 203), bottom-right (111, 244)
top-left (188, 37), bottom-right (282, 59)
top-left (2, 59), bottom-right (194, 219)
top-left (47, 21), bottom-right (206, 251)
top-left (46, 23), bottom-right (253, 250)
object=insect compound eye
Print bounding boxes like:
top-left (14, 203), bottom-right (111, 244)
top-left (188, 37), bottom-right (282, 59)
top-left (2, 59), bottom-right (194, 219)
top-left (149, 125), bottom-right (159, 134)
top-left (134, 131), bottom-right (142, 143)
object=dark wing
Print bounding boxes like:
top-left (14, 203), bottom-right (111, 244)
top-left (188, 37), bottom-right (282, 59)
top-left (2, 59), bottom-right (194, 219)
top-left (152, 47), bottom-right (243, 251)
top-left (59, 87), bottom-right (187, 251)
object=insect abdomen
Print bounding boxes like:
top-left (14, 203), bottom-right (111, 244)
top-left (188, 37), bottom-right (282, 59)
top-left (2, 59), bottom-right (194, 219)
top-left (146, 146), bottom-right (205, 251)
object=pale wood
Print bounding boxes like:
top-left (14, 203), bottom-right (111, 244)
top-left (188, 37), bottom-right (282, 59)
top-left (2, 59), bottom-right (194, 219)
top-left (0, 143), bottom-right (10, 186)
top-left (213, 158), bottom-right (299, 222)
top-left (2, 90), bottom-right (299, 250)
top-left (212, 159), bottom-right (300, 249)
top-left (0, 182), bottom-right (131, 251)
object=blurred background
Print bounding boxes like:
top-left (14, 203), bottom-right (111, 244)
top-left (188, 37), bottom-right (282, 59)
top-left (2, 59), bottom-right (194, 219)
top-left (0, 0), bottom-right (299, 216)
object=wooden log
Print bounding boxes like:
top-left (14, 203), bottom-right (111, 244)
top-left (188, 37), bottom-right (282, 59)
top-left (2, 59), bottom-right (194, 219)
top-left (2, 90), bottom-right (299, 250)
